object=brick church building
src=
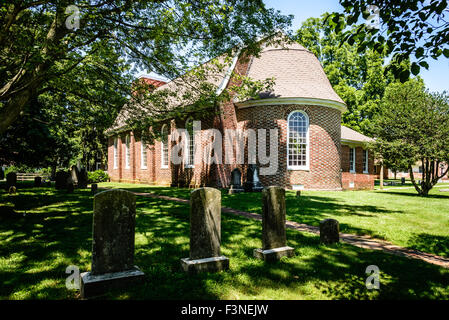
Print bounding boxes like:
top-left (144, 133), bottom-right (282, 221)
top-left (106, 36), bottom-right (375, 190)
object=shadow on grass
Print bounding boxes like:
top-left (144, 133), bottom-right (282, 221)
top-left (380, 191), bottom-right (449, 200)
top-left (407, 233), bottom-right (449, 258)
top-left (1, 187), bottom-right (449, 300)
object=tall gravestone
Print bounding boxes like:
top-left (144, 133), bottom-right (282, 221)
top-left (80, 189), bottom-right (144, 298)
top-left (181, 188), bottom-right (229, 273)
top-left (55, 171), bottom-right (69, 190)
top-left (91, 183), bottom-right (98, 195)
top-left (70, 165), bottom-right (79, 186)
top-left (254, 186), bottom-right (295, 261)
top-left (6, 172), bottom-right (17, 189)
top-left (243, 164), bottom-right (263, 192)
top-left (77, 167), bottom-right (88, 189)
top-left (320, 219), bottom-right (340, 244)
top-left (228, 168), bottom-right (244, 194)
top-left (0, 167), bottom-right (4, 181)
top-left (34, 176), bottom-right (42, 187)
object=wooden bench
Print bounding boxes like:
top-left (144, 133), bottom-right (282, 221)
top-left (16, 173), bottom-right (50, 182)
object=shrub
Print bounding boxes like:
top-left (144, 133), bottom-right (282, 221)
top-left (87, 170), bottom-right (110, 183)
top-left (5, 165), bottom-right (34, 175)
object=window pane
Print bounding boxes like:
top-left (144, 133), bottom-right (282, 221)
top-left (288, 112), bottom-right (308, 167)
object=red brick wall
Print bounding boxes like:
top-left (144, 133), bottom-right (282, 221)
top-left (341, 145), bottom-right (375, 190)
top-left (231, 104), bottom-right (342, 190)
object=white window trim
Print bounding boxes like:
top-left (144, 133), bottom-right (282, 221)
top-left (125, 135), bottom-right (130, 169)
top-left (161, 125), bottom-right (169, 169)
top-left (349, 147), bottom-right (356, 173)
top-left (287, 110), bottom-right (310, 171)
top-left (141, 140), bottom-right (147, 170)
top-left (185, 118), bottom-right (195, 169)
top-left (363, 149), bottom-right (369, 174)
top-left (113, 138), bottom-right (118, 169)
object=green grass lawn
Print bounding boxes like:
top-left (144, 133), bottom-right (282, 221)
top-left (1, 183), bottom-right (449, 299)
top-left (99, 182), bottom-right (449, 258)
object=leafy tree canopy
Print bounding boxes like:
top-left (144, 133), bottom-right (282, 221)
top-left (295, 15), bottom-right (405, 133)
top-left (0, 0), bottom-right (292, 166)
top-left (369, 78), bottom-right (449, 196)
top-left (327, 0), bottom-right (449, 80)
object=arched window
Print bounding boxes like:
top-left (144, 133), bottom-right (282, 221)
top-left (161, 125), bottom-right (169, 168)
top-left (287, 111), bottom-right (309, 170)
top-left (113, 137), bottom-right (118, 169)
top-left (141, 138), bottom-right (147, 169)
top-left (125, 134), bottom-right (130, 169)
top-left (185, 118), bottom-right (195, 168)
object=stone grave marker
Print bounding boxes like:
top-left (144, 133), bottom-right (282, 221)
top-left (6, 172), bottom-right (17, 189)
top-left (91, 183), bottom-right (98, 194)
top-left (181, 188), bottom-right (229, 273)
top-left (228, 168), bottom-right (244, 194)
top-left (320, 219), bottom-right (340, 244)
top-left (55, 171), bottom-right (69, 190)
top-left (254, 186), bottom-right (294, 261)
top-left (243, 164), bottom-right (264, 192)
top-left (34, 176), bottom-right (42, 187)
top-left (80, 189), bottom-right (144, 298)
top-left (78, 167), bottom-right (88, 189)
top-left (70, 165), bottom-right (79, 186)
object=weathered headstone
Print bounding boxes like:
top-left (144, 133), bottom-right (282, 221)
top-left (80, 189), bottom-right (144, 298)
top-left (401, 177), bottom-right (406, 185)
top-left (181, 188), bottom-right (229, 273)
top-left (296, 190), bottom-right (301, 197)
top-left (228, 168), bottom-right (244, 194)
top-left (70, 165), bottom-right (79, 186)
top-left (34, 176), bottom-right (42, 187)
top-left (78, 167), bottom-right (88, 189)
top-left (320, 219), bottom-right (340, 244)
top-left (0, 167), bottom-right (4, 180)
top-left (55, 171), bottom-right (69, 190)
top-left (6, 172), bottom-right (17, 189)
top-left (243, 164), bottom-right (264, 192)
top-left (91, 183), bottom-right (98, 194)
top-left (254, 186), bottom-right (294, 261)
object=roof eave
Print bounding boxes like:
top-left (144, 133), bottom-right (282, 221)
top-left (234, 97), bottom-right (347, 113)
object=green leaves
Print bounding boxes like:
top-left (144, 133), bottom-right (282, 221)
top-left (327, 0), bottom-right (449, 77)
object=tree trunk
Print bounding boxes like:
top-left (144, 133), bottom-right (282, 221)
top-left (380, 164), bottom-right (384, 190)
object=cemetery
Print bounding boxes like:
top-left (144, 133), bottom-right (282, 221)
top-left (1, 176), bottom-right (449, 299)
top-left (1, 0), bottom-right (449, 305)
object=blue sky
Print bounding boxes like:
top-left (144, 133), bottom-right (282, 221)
top-left (264, 0), bottom-right (449, 93)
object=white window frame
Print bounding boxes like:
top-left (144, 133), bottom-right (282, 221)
top-left (141, 139), bottom-right (147, 170)
top-left (125, 134), bottom-right (130, 169)
top-left (349, 148), bottom-right (356, 173)
top-left (161, 125), bottom-right (169, 169)
top-left (363, 149), bottom-right (369, 174)
top-left (113, 137), bottom-right (118, 169)
top-left (287, 110), bottom-right (310, 171)
top-left (185, 118), bottom-right (195, 168)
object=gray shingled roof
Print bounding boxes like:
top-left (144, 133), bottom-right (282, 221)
top-left (341, 125), bottom-right (374, 143)
top-left (107, 33), bottom-right (346, 134)
top-left (236, 40), bottom-right (345, 105)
